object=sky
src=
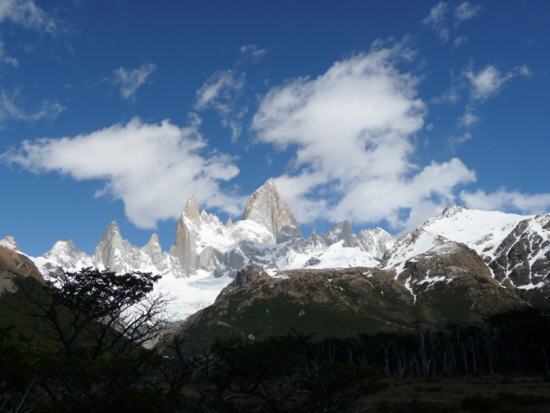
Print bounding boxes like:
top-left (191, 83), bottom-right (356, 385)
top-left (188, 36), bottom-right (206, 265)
top-left (0, 0), bottom-right (549, 256)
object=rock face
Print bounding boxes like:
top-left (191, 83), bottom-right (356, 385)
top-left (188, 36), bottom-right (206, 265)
top-left (383, 207), bottom-right (550, 290)
top-left (93, 221), bottom-right (144, 274)
top-left (143, 233), bottom-right (167, 272)
top-left (489, 214), bottom-right (550, 288)
top-left (0, 244), bottom-right (43, 294)
top-left (397, 242), bottom-right (526, 324)
top-left (242, 179), bottom-right (302, 243)
top-left (170, 196), bottom-right (201, 271)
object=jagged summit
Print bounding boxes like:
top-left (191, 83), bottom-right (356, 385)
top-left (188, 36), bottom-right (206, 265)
top-left (242, 179), bottom-right (302, 243)
top-left (145, 232), bottom-right (161, 248)
top-left (181, 195), bottom-right (200, 223)
top-left (29, 189), bottom-right (550, 323)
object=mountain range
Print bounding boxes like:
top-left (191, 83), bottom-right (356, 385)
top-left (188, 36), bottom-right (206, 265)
top-left (2, 179), bottom-right (549, 323)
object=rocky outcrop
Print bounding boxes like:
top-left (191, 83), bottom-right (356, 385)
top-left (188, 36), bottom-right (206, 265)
top-left (242, 179), bottom-right (302, 243)
top-left (142, 233), bottom-right (167, 271)
top-left (93, 221), bottom-right (143, 273)
top-left (0, 245), bottom-right (43, 294)
top-left (397, 242), bottom-right (526, 325)
top-left (489, 215), bottom-right (550, 288)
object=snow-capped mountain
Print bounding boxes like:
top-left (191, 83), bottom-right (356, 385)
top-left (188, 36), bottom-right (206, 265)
top-left (382, 205), bottom-right (550, 291)
top-left (6, 180), bottom-right (549, 321)
top-left (25, 180), bottom-right (394, 320)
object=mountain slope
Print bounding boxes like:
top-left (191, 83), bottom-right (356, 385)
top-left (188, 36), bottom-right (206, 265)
top-left (177, 250), bottom-right (529, 347)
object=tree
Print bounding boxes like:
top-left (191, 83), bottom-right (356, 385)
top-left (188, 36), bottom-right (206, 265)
top-left (13, 267), bottom-right (172, 412)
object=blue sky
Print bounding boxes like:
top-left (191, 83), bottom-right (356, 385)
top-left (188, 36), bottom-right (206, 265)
top-left (0, 0), bottom-right (549, 256)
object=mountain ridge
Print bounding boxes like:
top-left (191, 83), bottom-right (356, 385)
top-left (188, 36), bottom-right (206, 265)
top-left (3, 179), bottom-right (549, 321)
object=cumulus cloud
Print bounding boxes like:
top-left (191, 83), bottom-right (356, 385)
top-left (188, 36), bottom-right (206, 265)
top-left (2, 118), bottom-right (241, 228)
top-left (113, 63), bottom-right (157, 100)
top-left (253, 45), bottom-right (476, 230)
top-left (195, 70), bottom-right (247, 142)
top-left (0, 0), bottom-right (57, 33)
top-left (461, 189), bottom-right (550, 214)
top-left (465, 64), bottom-right (531, 101)
top-left (0, 91), bottom-right (65, 125)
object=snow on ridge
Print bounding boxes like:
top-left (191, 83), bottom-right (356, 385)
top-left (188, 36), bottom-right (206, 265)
top-left (422, 207), bottom-right (528, 257)
top-left (384, 207), bottom-right (532, 273)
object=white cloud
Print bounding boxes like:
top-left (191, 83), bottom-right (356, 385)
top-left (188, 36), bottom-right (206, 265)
top-left (454, 2), bottom-right (481, 24)
top-left (2, 118), bottom-right (241, 228)
top-left (195, 70), bottom-right (244, 110)
top-left (423, 2), bottom-right (481, 45)
top-left (465, 64), bottom-right (531, 101)
top-left (195, 70), bottom-right (246, 142)
top-left (453, 35), bottom-right (469, 47)
top-left (423, 2), bottom-right (450, 43)
top-left (0, 0), bottom-right (56, 33)
top-left (461, 189), bottom-right (550, 214)
top-left (460, 110), bottom-right (479, 127)
top-left (239, 44), bottom-right (268, 61)
top-left (113, 63), bottom-right (156, 100)
top-left (253, 45), bottom-right (476, 230)
top-left (0, 90), bottom-right (64, 125)
top-left (448, 132), bottom-right (472, 151)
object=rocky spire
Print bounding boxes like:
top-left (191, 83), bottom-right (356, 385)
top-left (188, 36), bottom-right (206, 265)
top-left (143, 233), bottom-right (167, 270)
top-left (93, 221), bottom-right (141, 273)
top-left (170, 196), bottom-right (200, 271)
top-left (242, 179), bottom-right (302, 243)
top-left (183, 195), bottom-right (200, 224)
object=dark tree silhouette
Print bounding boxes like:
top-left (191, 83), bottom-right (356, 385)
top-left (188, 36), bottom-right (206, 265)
top-left (9, 267), bottom-right (172, 412)
top-left (18, 267), bottom-right (167, 358)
